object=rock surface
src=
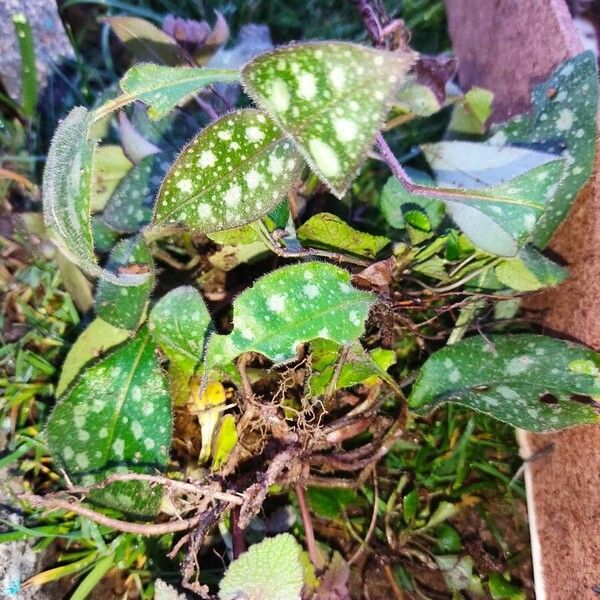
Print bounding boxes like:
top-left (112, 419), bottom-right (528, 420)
top-left (0, 0), bottom-right (74, 104)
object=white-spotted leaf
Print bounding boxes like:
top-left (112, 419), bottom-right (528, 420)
top-left (219, 533), bottom-right (304, 600)
top-left (46, 328), bottom-right (172, 515)
top-left (95, 236), bottom-right (154, 330)
top-left (154, 109), bottom-right (303, 232)
top-left (492, 51), bottom-right (599, 246)
top-left (394, 160), bottom-right (565, 256)
top-left (120, 64), bottom-right (240, 120)
top-left (408, 334), bottom-right (600, 432)
top-left (103, 154), bottom-right (170, 233)
top-left (204, 262), bottom-right (375, 370)
top-left (242, 42), bottom-right (415, 197)
top-left (149, 285), bottom-right (212, 370)
top-left (56, 317), bottom-right (130, 397)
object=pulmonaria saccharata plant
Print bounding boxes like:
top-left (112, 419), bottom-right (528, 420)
top-left (36, 28), bottom-right (600, 598)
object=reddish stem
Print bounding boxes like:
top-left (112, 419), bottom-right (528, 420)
top-left (231, 505), bottom-right (246, 559)
top-left (295, 484), bottom-right (318, 566)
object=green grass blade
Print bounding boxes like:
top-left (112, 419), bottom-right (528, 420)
top-left (12, 14), bottom-right (37, 119)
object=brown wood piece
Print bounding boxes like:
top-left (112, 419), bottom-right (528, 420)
top-left (445, 1), bottom-right (600, 598)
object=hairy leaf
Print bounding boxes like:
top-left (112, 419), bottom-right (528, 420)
top-left (492, 51), bottom-right (599, 246)
top-left (149, 285), bottom-right (211, 367)
top-left (219, 533), bottom-right (304, 600)
top-left (42, 107), bottom-right (150, 287)
top-left (400, 160), bottom-right (565, 256)
top-left (95, 237), bottom-right (154, 330)
top-left (154, 109), bottom-right (302, 232)
top-left (42, 107), bottom-right (97, 275)
top-left (205, 262), bottom-right (375, 369)
top-left (154, 580), bottom-right (188, 600)
top-left (56, 318), bottom-right (129, 397)
top-left (242, 42), bottom-right (415, 197)
top-left (408, 334), bottom-right (600, 432)
top-left (120, 64), bottom-right (240, 120)
top-left (47, 328), bottom-right (172, 514)
top-left (297, 212), bottom-right (390, 258)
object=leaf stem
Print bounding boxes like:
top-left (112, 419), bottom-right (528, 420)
top-left (90, 93), bottom-right (138, 124)
top-left (295, 484), bottom-right (318, 567)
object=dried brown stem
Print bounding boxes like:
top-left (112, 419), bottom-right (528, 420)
top-left (21, 493), bottom-right (203, 536)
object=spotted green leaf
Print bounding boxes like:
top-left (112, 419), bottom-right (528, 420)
top-left (95, 236), bottom-right (154, 330)
top-left (297, 212), bottom-right (390, 258)
top-left (46, 328), bottom-right (172, 515)
top-left (42, 107), bottom-right (151, 288)
top-left (219, 533), bottom-right (304, 600)
top-left (56, 317), bottom-right (130, 397)
top-left (154, 109), bottom-right (303, 232)
top-left (242, 42), bottom-right (415, 197)
top-left (120, 64), bottom-right (240, 120)
top-left (149, 286), bottom-right (212, 384)
top-left (204, 262), bottom-right (375, 370)
top-left (492, 51), bottom-right (599, 246)
top-left (396, 160), bottom-right (565, 256)
top-left (408, 334), bottom-right (600, 432)
top-left (42, 107), bottom-right (97, 276)
top-left (103, 154), bottom-right (169, 233)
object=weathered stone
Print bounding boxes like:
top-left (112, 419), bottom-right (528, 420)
top-left (0, 0), bottom-right (74, 104)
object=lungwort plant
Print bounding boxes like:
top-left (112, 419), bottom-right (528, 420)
top-left (22, 13), bottom-right (600, 598)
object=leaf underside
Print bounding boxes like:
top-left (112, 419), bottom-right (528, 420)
top-left (408, 334), bottom-right (600, 432)
top-left (47, 328), bottom-right (172, 515)
top-left (242, 41), bottom-right (415, 197)
top-left (154, 108), bottom-right (303, 232)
